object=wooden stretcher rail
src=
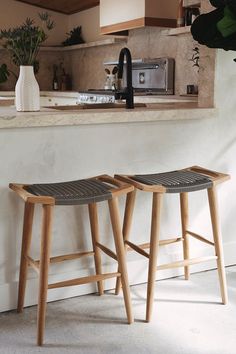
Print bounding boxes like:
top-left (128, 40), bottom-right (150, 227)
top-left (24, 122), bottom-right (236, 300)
top-left (156, 256), bottom-right (218, 271)
top-left (48, 272), bottom-right (121, 289)
top-left (187, 230), bottom-right (215, 246)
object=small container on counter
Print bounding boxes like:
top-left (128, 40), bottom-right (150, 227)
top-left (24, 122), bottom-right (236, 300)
top-left (104, 74), bottom-right (117, 90)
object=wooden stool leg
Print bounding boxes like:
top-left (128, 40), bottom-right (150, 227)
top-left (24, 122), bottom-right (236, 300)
top-left (115, 190), bottom-right (136, 295)
top-left (37, 205), bottom-right (53, 346)
top-left (180, 192), bottom-right (190, 280)
top-left (108, 197), bottom-right (133, 324)
top-left (146, 192), bottom-right (163, 323)
top-left (17, 202), bottom-right (35, 313)
top-left (207, 187), bottom-right (228, 304)
top-left (88, 203), bottom-right (104, 296)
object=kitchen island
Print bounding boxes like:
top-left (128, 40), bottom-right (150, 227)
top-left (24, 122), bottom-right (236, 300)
top-left (0, 102), bottom-right (216, 129)
top-left (0, 89), bottom-right (228, 314)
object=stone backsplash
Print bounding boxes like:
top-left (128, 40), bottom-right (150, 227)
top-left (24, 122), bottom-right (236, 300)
top-left (69, 27), bottom-right (199, 96)
top-left (0, 26), bottom-right (199, 96)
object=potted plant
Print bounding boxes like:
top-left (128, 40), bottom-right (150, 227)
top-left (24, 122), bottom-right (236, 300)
top-left (0, 13), bottom-right (54, 111)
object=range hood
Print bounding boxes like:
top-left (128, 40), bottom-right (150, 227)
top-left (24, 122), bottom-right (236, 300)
top-left (15, 0), bottom-right (99, 14)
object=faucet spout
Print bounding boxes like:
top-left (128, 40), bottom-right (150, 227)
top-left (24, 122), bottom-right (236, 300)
top-left (116, 47), bottom-right (134, 109)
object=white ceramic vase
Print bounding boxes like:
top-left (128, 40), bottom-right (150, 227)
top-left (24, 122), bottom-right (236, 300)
top-left (15, 65), bottom-right (40, 112)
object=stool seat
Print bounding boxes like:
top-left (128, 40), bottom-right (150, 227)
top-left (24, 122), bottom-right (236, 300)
top-left (26, 179), bottom-right (112, 205)
top-left (132, 170), bottom-right (213, 193)
top-left (114, 166), bottom-right (230, 322)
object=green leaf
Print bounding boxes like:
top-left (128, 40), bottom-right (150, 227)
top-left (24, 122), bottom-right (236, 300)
top-left (0, 12), bottom-right (55, 66)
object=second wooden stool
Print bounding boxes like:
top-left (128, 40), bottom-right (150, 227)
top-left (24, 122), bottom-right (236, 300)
top-left (115, 166), bottom-right (230, 322)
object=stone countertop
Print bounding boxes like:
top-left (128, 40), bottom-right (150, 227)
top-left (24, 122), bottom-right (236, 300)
top-left (0, 102), bottom-right (216, 130)
top-left (0, 91), bottom-right (198, 102)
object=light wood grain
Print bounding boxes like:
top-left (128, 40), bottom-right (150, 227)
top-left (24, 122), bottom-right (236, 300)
top-left (125, 240), bottom-right (149, 258)
top-left (9, 183), bottom-right (55, 205)
top-left (49, 251), bottom-right (95, 263)
top-left (187, 230), bottom-right (215, 246)
top-left (17, 202), bottom-right (35, 312)
top-left (96, 242), bottom-right (117, 261)
top-left (48, 272), bottom-right (121, 289)
top-left (146, 193), bottom-right (163, 322)
top-left (208, 187), bottom-right (228, 304)
top-left (89, 203), bottom-right (104, 295)
top-left (180, 192), bottom-right (190, 280)
top-left (157, 256), bottom-right (217, 271)
top-left (115, 190), bottom-right (137, 295)
top-left (37, 205), bottom-right (53, 346)
top-left (109, 197), bottom-right (133, 324)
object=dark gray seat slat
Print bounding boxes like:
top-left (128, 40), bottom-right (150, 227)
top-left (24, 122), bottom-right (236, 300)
top-left (25, 179), bottom-right (112, 205)
top-left (132, 170), bottom-right (213, 193)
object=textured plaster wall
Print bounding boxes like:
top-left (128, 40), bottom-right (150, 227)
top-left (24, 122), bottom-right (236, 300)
top-left (0, 49), bottom-right (235, 312)
top-left (69, 26), bottom-right (199, 95)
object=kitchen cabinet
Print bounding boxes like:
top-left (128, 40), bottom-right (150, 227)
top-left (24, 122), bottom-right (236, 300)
top-left (100, 0), bottom-right (179, 35)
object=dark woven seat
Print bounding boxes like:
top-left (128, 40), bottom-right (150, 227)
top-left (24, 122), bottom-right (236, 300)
top-left (25, 179), bottom-right (112, 205)
top-left (132, 170), bottom-right (213, 193)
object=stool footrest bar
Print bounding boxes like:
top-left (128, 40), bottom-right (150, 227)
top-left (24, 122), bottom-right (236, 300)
top-left (96, 242), bottom-right (117, 261)
top-left (186, 230), bottom-right (215, 246)
top-left (125, 238), bottom-right (183, 256)
top-left (159, 237), bottom-right (184, 246)
top-left (27, 251), bottom-right (95, 269)
top-left (127, 242), bottom-right (150, 250)
top-left (49, 251), bottom-right (95, 263)
top-left (157, 256), bottom-right (218, 271)
top-left (125, 241), bottom-right (150, 258)
top-left (48, 272), bottom-right (121, 289)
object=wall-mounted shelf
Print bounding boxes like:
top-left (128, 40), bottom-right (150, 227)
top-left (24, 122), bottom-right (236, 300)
top-left (40, 37), bottom-right (127, 52)
top-left (0, 38), bottom-right (127, 52)
top-left (162, 26), bottom-right (191, 36)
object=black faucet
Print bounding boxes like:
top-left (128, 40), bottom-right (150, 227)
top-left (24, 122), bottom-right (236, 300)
top-left (115, 47), bottom-right (134, 109)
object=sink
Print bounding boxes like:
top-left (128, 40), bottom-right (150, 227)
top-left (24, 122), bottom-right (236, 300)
top-left (44, 103), bottom-right (146, 110)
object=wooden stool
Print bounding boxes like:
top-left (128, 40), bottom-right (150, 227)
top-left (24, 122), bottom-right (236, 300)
top-left (115, 166), bottom-right (230, 322)
top-left (10, 175), bottom-right (134, 346)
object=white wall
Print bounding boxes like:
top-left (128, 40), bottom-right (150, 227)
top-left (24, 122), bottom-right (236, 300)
top-left (0, 1), bottom-right (107, 49)
top-left (0, 0), bottom-right (68, 45)
top-left (68, 6), bottom-right (102, 43)
top-left (0, 49), bottom-right (236, 312)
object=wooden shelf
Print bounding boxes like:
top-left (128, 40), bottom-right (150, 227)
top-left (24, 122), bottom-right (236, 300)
top-left (162, 26), bottom-right (191, 36)
top-left (0, 37), bottom-right (127, 52)
top-left (40, 37), bottom-right (127, 52)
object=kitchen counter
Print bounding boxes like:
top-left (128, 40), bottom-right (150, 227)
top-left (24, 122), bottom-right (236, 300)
top-left (0, 102), bottom-right (216, 129)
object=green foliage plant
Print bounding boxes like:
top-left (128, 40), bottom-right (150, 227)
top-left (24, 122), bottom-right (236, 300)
top-left (0, 13), bottom-right (54, 66)
top-left (62, 26), bottom-right (85, 46)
